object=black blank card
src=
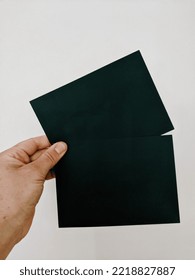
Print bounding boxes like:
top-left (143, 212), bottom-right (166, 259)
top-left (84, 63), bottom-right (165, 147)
top-left (30, 50), bottom-right (180, 227)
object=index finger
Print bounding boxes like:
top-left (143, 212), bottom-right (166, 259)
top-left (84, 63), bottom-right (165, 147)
top-left (13, 135), bottom-right (51, 156)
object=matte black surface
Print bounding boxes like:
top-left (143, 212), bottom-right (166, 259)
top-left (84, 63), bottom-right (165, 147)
top-left (55, 136), bottom-right (179, 227)
top-left (30, 50), bottom-right (179, 227)
top-left (30, 50), bottom-right (174, 144)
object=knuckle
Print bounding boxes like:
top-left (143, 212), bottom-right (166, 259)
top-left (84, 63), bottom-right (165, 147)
top-left (44, 151), bottom-right (56, 164)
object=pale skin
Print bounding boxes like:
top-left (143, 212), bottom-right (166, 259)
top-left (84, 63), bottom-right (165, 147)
top-left (0, 136), bottom-right (67, 259)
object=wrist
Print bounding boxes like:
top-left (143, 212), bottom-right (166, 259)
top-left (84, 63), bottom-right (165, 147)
top-left (0, 218), bottom-right (20, 259)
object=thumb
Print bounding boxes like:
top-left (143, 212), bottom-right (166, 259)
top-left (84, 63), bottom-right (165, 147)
top-left (32, 142), bottom-right (67, 177)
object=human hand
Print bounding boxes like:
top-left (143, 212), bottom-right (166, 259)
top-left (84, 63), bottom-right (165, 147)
top-left (0, 136), bottom-right (67, 259)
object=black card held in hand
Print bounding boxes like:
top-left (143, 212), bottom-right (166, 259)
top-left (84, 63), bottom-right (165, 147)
top-left (30, 50), bottom-right (180, 227)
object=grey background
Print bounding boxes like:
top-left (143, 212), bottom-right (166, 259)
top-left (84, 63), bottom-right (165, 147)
top-left (0, 0), bottom-right (194, 259)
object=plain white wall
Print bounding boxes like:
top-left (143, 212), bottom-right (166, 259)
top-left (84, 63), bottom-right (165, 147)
top-left (0, 0), bottom-right (195, 259)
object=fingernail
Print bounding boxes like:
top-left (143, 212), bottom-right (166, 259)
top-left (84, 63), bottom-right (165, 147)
top-left (54, 142), bottom-right (67, 154)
